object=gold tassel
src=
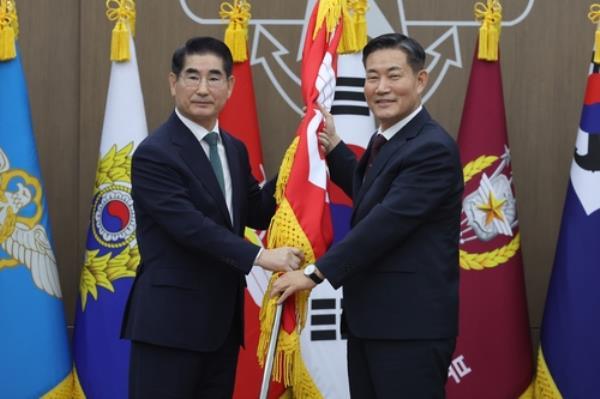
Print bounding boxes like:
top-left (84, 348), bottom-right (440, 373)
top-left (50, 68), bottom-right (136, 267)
top-left (589, 4), bottom-right (600, 63)
top-left (220, 0), bottom-right (251, 62)
top-left (0, 0), bottom-right (18, 61)
top-left (338, 1), bottom-right (357, 54)
top-left (353, 0), bottom-right (368, 50)
top-left (106, 0), bottom-right (135, 62)
top-left (474, 0), bottom-right (502, 61)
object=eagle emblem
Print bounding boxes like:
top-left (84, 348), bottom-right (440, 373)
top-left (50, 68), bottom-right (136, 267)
top-left (0, 148), bottom-right (61, 297)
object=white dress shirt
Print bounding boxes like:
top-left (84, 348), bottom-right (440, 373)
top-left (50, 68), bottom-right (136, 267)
top-left (378, 105), bottom-right (423, 140)
top-left (175, 108), bottom-right (233, 224)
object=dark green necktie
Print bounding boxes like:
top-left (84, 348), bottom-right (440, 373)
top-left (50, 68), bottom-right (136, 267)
top-left (203, 132), bottom-right (225, 194)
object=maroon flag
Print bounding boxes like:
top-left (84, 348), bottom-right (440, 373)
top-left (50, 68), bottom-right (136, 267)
top-left (446, 46), bottom-right (533, 398)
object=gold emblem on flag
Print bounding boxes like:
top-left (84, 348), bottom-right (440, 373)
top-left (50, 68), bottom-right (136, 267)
top-left (459, 150), bottom-right (521, 271)
top-left (79, 143), bottom-right (140, 309)
top-left (0, 148), bottom-right (63, 297)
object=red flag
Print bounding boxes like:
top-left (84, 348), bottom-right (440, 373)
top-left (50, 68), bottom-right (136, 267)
top-left (446, 45), bottom-right (533, 398)
top-left (257, 1), bottom-right (344, 397)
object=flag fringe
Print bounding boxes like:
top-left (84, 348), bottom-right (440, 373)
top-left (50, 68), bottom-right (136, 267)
top-left (220, 0), bottom-right (251, 63)
top-left (474, 0), bottom-right (502, 61)
top-left (40, 370), bottom-right (76, 399)
top-left (0, 0), bottom-right (18, 61)
top-left (257, 137), bottom-right (321, 396)
top-left (106, 0), bottom-right (136, 62)
top-left (531, 348), bottom-right (563, 399)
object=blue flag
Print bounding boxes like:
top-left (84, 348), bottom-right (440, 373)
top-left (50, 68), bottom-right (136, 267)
top-left (0, 49), bottom-right (72, 397)
top-left (71, 33), bottom-right (147, 398)
top-left (533, 63), bottom-right (600, 398)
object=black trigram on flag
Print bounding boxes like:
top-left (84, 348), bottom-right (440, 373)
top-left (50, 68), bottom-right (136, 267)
top-left (310, 297), bottom-right (346, 341)
top-left (331, 76), bottom-right (370, 116)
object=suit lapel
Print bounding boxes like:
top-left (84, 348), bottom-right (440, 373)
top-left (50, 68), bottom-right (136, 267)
top-left (221, 129), bottom-right (242, 233)
top-left (352, 108), bottom-right (432, 218)
top-left (168, 113), bottom-right (232, 228)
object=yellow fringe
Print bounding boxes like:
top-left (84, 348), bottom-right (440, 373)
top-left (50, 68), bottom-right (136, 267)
top-left (220, 0), bottom-right (251, 62)
top-left (313, 0), bottom-right (343, 39)
top-left (106, 0), bottom-right (135, 62)
top-left (589, 5), bottom-right (600, 63)
top-left (474, 0), bottom-right (502, 61)
top-left (0, 0), bottom-right (18, 61)
top-left (40, 370), bottom-right (75, 398)
top-left (532, 347), bottom-right (563, 398)
top-left (257, 136), bottom-right (323, 397)
top-left (72, 365), bottom-right (86, 399)
top-left (518, 382), bottom-right (534, 399)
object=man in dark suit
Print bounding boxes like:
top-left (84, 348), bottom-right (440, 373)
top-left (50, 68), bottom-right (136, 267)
top-left (121, 37), bottom-right (303, 398)
top-left (271, 33), bottom-right (464, 398)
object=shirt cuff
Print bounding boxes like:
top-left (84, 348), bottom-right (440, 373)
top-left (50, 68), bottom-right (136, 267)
top-left (253, 247), bottom-right (263, 265)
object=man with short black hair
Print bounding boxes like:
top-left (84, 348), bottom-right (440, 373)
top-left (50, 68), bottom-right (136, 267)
top-left (121, 36), bottom-right (303, 398)
top-left (272, 33), bottom-right (463, 398)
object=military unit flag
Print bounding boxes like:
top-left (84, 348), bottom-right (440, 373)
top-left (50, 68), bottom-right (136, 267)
top-left (532, 41), bottom-right (600, 399)
top-left (72, 2), bottom-right (147, 397)
top-left (0, 1), bottom-right (73, 397)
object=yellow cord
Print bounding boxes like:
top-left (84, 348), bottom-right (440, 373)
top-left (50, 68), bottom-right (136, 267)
top-left (474, 0), bottom-right (502, 61)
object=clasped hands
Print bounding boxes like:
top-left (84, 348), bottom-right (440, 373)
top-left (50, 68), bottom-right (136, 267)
top-left (256, 248), bottom-right (317, 304)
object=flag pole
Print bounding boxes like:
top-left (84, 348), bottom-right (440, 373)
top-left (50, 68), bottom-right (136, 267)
top-left (259, 303), bottom-right (283, 399)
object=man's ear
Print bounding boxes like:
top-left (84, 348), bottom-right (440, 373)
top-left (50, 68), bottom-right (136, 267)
top-left (168, 72), bottom-right (177, 97)
top-left (416, 69), bottom-right (429, 95)
top-left (226, 74), bottom-right (236, 100)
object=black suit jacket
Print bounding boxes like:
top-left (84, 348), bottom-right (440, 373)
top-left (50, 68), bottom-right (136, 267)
top-left (317, 108), bottom-right (463, 340)
top-left (121, 112), bottom-right (275, 352)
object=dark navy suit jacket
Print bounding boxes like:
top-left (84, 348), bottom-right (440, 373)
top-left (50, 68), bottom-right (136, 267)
top-left (317, 108), bottom-right (464, 340)
top-left (121, 112), bottom-right (275, 352)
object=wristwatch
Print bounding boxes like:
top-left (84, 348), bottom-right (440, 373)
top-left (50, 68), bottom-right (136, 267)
top-left (303, 264), bottom-right (323, 284)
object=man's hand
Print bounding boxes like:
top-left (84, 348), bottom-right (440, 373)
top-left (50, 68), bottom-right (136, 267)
top-left (256, 247), bottom-right (304, 272)
top-left (270, 270), bottom-right (316, 303)
top-left (316, 102), bottom-right (341, 154)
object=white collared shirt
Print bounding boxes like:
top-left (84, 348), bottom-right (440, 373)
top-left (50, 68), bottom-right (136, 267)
top-left (377, 105), bottom-right (423, 140)
top-left (175, 108), bottom-right (233, 224)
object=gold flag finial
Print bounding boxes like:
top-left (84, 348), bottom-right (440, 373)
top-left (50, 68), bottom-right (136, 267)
top-left (589, 4), bottom-right (600, 63)
top-left (219, 0), bottom-right (251, 63)
top-left (474, 0), bottom-right (502, 61)
top-left (0, 0), bottom-right (18, 61)
top-left (106, 0), bottom-right (136, 62)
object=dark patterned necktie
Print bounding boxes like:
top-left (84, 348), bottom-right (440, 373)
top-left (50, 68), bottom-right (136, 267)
top-left (203, 132), bottom-right (225, 194)
top-left (366, 134), bottom-right (388, 171)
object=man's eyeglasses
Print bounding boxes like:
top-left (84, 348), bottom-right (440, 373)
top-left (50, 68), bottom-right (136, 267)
top-left (180, 74), bottom-right (228, 89)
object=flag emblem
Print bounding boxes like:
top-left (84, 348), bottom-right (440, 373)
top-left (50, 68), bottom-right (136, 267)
top-left (459, 149), bottom-right (521, 271)
top-left (79, 142), bottom-right (140, 310)
top-left (462, 148), bottom-right (516, 242)
top-left (0, 147), bottom-right (61, 298)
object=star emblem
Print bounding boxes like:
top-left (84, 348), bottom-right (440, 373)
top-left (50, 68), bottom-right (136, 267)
top-left (477, 190), bottom-right (507, 225)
